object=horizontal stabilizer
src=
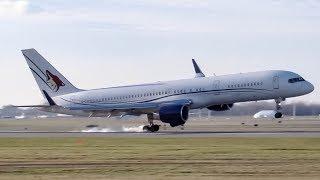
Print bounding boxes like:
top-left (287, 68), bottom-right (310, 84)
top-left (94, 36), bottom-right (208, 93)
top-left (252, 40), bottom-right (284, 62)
top-left (14, 91), bottom-right (57, 108)
top-left (42, 90), bottom-right (56, 106)
top-left (13, 105), bottom-right (51, 108)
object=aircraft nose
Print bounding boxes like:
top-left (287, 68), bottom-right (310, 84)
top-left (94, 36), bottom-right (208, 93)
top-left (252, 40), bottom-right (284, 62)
top-left (310, 82), bottom-right (314, 92)
top-left (307, 82), bottom-right (314, 94)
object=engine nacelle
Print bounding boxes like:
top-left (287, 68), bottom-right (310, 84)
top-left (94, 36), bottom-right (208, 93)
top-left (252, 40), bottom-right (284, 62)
top-left (207, 104), bottom-right (234, 111)
top-left (159, 104), bottom-right (189, 127)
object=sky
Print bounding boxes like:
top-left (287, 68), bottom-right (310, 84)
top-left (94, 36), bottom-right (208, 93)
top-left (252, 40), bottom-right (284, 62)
top-left (0, 0), bottom-right (319, 106)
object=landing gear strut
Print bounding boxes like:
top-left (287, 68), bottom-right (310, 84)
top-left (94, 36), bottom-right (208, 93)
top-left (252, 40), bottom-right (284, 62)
top-left (143, 114), bottom-right (160, 132)
top-left (275, 98), bottom-right (285, 119)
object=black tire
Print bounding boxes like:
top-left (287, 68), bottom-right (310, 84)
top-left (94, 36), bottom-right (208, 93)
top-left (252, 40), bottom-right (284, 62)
top-left (275, 112), bottom-right (283, 119)
top-left (143, 125), bottom-right (160, 133)
top-left (153, 125), bottom-right (160, 132)
top-left (147, 126), bottom-right (155, 132)
top-left (143, 126), bottom-right (149, 131)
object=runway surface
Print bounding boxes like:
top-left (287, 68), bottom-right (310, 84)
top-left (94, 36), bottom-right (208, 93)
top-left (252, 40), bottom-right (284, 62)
top-left (0, 116), bottom-right (319, 137)
top-left (1, 116), bottom-right (319, 180)
top-left (0, 131), bottom-right (320, 137)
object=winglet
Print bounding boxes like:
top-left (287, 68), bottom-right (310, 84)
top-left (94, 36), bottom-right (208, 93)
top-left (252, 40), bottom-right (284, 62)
top-left (192, 59), bottom-right (205, 78)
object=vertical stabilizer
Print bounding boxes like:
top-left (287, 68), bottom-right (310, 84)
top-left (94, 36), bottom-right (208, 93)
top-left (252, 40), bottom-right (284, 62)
top-left (22, 49), bottom-right (81, 98)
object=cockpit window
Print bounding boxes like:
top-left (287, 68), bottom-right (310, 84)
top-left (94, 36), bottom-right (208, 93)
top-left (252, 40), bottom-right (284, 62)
top-left (288, 77), bottom-right (305, 83)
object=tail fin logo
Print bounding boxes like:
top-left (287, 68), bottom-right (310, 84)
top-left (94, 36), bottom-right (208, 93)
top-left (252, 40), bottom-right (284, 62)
top-left (46, 70), bottom-right (65, 92)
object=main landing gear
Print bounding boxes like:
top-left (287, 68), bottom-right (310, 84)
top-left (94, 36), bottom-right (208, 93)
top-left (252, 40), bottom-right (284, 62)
top-left (143, 124), bottom-right (160, 132)
top-left (275, 98), bottom-right (285, 119)
top-left (143, 114), bottom-right (160, 132)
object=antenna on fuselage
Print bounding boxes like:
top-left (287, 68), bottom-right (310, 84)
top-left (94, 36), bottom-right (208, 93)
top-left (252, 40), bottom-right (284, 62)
top-left (192, 59), bottom-right (205, 78)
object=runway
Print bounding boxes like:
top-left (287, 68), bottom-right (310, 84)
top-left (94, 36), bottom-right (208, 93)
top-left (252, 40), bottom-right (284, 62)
top-left (0, 117), bottom-right (319, 179)
top-left (0, 116), bottom-right (319, 137)
top-left (0, 130), bottom-right (320, 137)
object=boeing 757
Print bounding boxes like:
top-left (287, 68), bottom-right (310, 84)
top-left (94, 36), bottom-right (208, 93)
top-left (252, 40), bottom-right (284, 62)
top-left (17, 49), bottom-right (314, 132)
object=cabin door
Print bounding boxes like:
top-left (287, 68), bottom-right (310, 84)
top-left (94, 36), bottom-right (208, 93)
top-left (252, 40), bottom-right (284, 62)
top-left (273, 76), bottom-right (279, 89)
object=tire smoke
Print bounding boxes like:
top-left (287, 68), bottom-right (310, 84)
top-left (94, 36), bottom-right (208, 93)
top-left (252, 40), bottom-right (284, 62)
top-left (81, 125), bottom-right (145, 133)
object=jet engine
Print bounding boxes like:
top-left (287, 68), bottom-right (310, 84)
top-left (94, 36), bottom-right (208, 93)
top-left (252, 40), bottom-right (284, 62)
top-left (207, 104), bottom-right (234, 111)
top-left (158, 104), bottom-right (189, 127)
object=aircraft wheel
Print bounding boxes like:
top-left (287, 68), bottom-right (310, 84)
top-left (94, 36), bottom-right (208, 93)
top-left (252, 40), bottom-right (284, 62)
top-left (143, 126), bottom-right (149, 132)
top-left (143, 125), bottom-right (160, 132)
top-left (275, 112), bottom-right (283, 119)
top-left (152, 125), bottom-right (160, 132)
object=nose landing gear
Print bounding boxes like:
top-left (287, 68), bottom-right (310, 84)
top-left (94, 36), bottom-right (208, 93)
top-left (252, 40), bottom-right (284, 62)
top-left (275, 112), bottom-right (283, 119)
top-left (275, 98), bottom-right (285, 119)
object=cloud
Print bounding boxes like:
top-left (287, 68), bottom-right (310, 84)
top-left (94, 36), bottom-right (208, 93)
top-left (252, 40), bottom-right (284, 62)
top-left (1, 0), bottom-right (320, 34)
top-left (136, 0), bottom-right (210, 8)
top-left (0, 0), bottom-right (29, 17)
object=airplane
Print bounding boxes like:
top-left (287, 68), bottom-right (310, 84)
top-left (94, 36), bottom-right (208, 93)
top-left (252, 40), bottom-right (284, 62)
top-left (17, 49), bottom-right (314, 132)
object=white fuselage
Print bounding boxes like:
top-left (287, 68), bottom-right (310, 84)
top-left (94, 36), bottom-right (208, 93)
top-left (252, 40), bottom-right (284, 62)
top-left (47, 70), bottom-right (314, 117)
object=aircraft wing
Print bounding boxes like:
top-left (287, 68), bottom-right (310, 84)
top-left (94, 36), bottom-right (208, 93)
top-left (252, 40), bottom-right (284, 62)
top-left (64, 99), bottom-right (192, 113)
